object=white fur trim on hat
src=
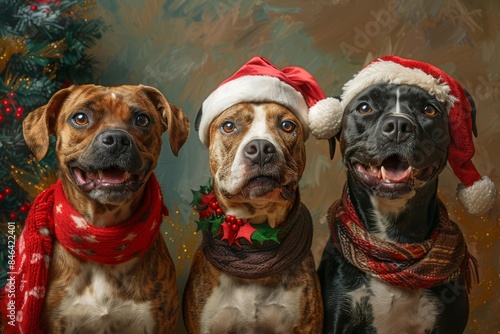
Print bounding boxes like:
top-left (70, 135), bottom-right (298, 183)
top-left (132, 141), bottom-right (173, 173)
top-left (341, 59), bottom-right (459, 110)
top-left (457, 176), bottom-right (497, 215)
top-left (199, 75), bottom-right (309, 146)
top-left (308, 97), bottom-right (343, 139)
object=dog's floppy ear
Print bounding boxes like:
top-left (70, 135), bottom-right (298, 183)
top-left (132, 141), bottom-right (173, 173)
top-left (140, 86), bottom-right (190, 156)
top-left (23, 87), bottom-right (73, 161)
top-left (464, 89), bottom-right (478, 137)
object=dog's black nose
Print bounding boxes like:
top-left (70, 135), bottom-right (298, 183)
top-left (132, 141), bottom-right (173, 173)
top-left (244, 139), bottom-right (276, 166)
top-left (381, 115), bottom-right (414, 143)
top-left (98, 130), bottom-right (132, 153)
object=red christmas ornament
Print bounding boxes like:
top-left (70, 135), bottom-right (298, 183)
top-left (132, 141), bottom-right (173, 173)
top-left (2, 99), bottom-right (9, 106)
top-left (9, 213), bottom-right (16, 220)
top-left (20, 205), bottom-right (28, 213)
top-left (16, 106), bottom-right (25, 113)
top-left (236, 218), bottom-right (244, 226)
top-left (55, 0), bottom-right (60, 4)
top-left (230, 223), bottom-right (239, 232)
top-left (8, 92), bottom-right (15, 98)
top-left (4, 187), bottom-right (12, 196)
top-left (210, 200), bottom-right (219, 210)
top-left (5, 107), bottom-right (12, 114)
top-left (26, 201), bottom-right (31, 208)
top-left (15, 112), bottom-right (23, 119)
top-left (0, 193), bottom-right (5, 201)
top-left (0, 115), bottom-right (4, 122)
top-left (215, 207), bottom-right (223, 216)
top-left (31, 4), bottom-right (38, 10)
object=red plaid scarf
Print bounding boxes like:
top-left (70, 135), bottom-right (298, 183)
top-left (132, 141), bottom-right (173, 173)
top-left (328, 188), bottom-right (478, 291)
top-left (1, 174), bottom-right (167, 334)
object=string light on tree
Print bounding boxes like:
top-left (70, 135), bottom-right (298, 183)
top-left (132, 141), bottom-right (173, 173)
top-left (0, 0), bottom-right (103, 286)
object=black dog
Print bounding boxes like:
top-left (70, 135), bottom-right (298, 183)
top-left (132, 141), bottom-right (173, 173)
top-left (318, 83), bottom-right (474, 334)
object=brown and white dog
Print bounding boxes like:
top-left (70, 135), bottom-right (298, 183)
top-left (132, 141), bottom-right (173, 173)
top-left (183, 102), bottom-right (322, 334)
top-left (181, 57), bottom-right (338, 333)
top-left (21, 84), bottom-right (190, 333)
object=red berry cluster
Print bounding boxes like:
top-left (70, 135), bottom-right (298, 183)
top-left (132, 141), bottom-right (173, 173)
top-left (0, 186), bottom-right (31, 220)
top-left (1, 92), bottom-right (25, 122)
top-left (225, 215), bottom-right (245, 232)
top-left (209, 199), bottom-right (223, 216)
top-left (0, 187), bottom-right (12, 200)
top-left (29, 0), bottom-right (61, 11)
top-left (209, 199), bottom-right (246, 232)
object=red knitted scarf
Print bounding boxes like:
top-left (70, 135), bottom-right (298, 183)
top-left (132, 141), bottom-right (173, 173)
top-left (1, 174), bottom-right (167, 334)
top-left (328, 189), bottom-right (478, 291)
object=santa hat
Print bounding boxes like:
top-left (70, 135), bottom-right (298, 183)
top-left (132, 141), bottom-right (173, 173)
top-left (325, 55), bottom-right (496, 216)
top-left (195, 56), bottom-right (341, 146)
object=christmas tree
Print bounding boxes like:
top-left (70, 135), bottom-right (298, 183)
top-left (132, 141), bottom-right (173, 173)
top-left (0, 0), bottom-right (103, 285)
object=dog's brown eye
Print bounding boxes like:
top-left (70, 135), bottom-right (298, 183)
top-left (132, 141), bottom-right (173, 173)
top-left (73, 113), bottom-right (89, 126)
top-left (135, 114), bottom-right (151, 127)
top-left (423, 105), bottom-right (437, 116)
top-left (357, 103), bottom-right (372, 114)
top-left (221, 121), bottom-right (235, 133)
top-left (281, 120), bottom-right (296, 133)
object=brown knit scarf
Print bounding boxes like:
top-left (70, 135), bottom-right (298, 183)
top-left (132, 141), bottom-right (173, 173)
top-left (202, 195), bottom-right (313, 279)
top-left (328, 188), bottom-right (478, 291)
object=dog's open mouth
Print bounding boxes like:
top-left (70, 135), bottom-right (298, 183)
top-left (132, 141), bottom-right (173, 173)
top-left (353, 155), bottom-right (435, 193)
top-left (71, 166), bottom-right (144, 192)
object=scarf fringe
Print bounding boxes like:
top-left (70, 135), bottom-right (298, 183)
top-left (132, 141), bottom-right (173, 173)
top-left (465, 252), bottom-right (480, 294)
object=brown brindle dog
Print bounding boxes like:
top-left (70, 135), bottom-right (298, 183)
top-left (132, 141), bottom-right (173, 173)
top-left (183, 102), bottom-right (323, 334)
top-left (22, 84), bottom-right (189, 333)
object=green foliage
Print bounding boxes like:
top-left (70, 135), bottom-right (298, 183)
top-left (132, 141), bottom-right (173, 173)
top-left (0, 0), bottom-right (103, 283)
top-left (251, 221), bottom-right (279, 244)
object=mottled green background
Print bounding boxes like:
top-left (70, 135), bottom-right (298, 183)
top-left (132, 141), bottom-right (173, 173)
top-left (91, 0), bottom-right (499, 332)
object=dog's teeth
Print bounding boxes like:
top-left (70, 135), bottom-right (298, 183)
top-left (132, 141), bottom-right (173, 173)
top-left (370, 166), bottom-right (378, 174)
top-left (98, 170), bottom-right (104, 180)
top-left (381, 166), bottom-right (387, 181)
top-left (124, 172), bottom-right (130, 180)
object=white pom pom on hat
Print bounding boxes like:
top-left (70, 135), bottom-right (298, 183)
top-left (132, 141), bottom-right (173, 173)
top-left (332, 55), bottom-right (497, 215)
top-left (195, 56), bottom-right (341, 147)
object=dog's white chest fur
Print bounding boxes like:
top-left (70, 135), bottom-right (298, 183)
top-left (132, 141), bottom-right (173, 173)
top-left (56, 261), bottom-right (154, 334)
top-left (201, 273), bottom-right (302, 334)
top-left (350, 278), bottom-right (439, 334)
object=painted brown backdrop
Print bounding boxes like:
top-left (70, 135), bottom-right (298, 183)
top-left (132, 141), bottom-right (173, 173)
top-left (91, 0), bottom-right (499, 332)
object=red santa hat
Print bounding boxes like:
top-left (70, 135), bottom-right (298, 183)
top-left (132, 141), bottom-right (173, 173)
top-left (195, 56), bottom-right (341, 146)
top-left (325, 55), bottom-right (496, 216)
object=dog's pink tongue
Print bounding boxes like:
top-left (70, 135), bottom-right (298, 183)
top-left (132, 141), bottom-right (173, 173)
top-left (100, 169), bottom-right (127, 183)
top-left (379, 158), bottom-right (412, 183)
top-left (382, 166), bottom-right (411, 183)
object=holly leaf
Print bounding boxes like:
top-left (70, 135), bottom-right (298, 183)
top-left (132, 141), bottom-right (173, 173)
top-left (236, 221), bottom-right (256, 244)
top-left (195, 219), bottom-right (211, 232)
top-left (199, 179), bottom-right (213, 195)
top-left (211, 215), bottom-right (225, 237)
top-left (220, 221), bottom-right (238, 246)
top-left (198, 207), bottom-right (215, 220)
top-left (190, 189), bottom-right (202, 207)
top-left (251, 221), bottom-right (279, 244)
